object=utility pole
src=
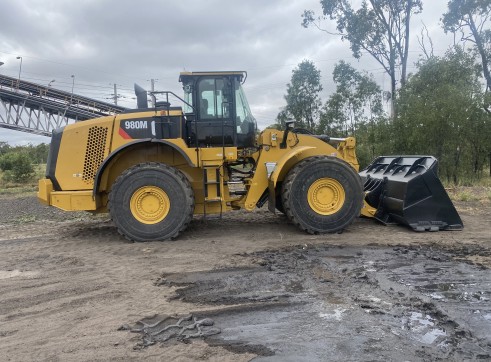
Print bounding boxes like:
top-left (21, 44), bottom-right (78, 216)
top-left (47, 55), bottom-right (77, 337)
top-left (113, 83), bottom-right (118, 106)
top-left (45, 79), bottom-right (55, 97)
top-left (16, 56), bottom-right (22, 92)
top-left (70, 75), bottom-right (75, 104)
top-left (149, 79), bottom-right (158, 107)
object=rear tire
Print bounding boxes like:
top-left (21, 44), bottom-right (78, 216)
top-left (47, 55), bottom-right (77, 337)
top-left (108, 162), bottom-right (194, 242)
top-left (281, 156), bottom-right (363, 234)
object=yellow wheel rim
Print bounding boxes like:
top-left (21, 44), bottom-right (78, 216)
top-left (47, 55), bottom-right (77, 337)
top-left (307, 178), bottom-right (345, 215)
top-left (130, 186), bottom-right (170, 224)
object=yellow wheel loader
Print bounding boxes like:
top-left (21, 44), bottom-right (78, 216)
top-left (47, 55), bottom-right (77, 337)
top-left (37, 71), bottom-right (462, 241)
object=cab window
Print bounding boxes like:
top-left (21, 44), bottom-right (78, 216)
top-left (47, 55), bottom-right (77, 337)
top-left (198, 78), bottom-right (230, 119)
top-left (235, 83), bottom-right (256, 135)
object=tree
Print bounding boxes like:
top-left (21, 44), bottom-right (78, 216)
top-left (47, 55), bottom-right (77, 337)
top-left (394, 47), bottom-right (490, 182)
top-left (29, 143), bottom-right (50, 164)
top-left (302, 0), bottom-right (422, 118)
top-left (277, 60), bottom-right (323, 132)
top-left (443, 0), bottom-right (491, 97)
top-left (320, 61), bottom-right (384, 135)
top-left (0, 142), bottom-right (10, 156)
top-left (319, 61), bottom-right (387, 165)
top-left (0, 151), bottom-right (35, 183)
top-left (442, 0), bottom-right (491, 176)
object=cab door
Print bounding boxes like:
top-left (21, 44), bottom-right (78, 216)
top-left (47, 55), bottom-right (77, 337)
top-left (194, 77), bottom-right (236, 147)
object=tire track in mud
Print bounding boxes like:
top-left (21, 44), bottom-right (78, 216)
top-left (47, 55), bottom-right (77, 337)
top-left (138, 244), bottom-right (491, 361)
top-left (0, 195), bottom-right (490, 361)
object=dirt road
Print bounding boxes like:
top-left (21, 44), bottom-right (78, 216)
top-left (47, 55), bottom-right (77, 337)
top-left (0, 195), bottom-right (490, 361)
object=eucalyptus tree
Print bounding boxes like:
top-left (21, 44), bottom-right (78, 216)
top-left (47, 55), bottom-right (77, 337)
top-left (443, 0), bottom-right (491, 94)
top-left (319, 61), bottom-right (386, 165)
top-left (302, 0), bottom-right (422, 118)
top-left (395, 48), bottom-right (489, 182)
top-left (277, 60), bottom-right (323, 132)
top-left (443, 0), bottom-right (491, 123)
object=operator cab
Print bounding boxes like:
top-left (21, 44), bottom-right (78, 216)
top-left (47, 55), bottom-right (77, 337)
top-left (179, 71), bottom-right (257, 148)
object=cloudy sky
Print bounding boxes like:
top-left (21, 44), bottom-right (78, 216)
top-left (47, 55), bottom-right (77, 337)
top-left (0, 0), bottom-right (453, 145)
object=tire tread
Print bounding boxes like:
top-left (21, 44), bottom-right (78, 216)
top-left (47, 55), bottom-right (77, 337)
top-left (281, 156), bottom-right (362, 234)
top-left (108, 162), bottom-right (194, 242)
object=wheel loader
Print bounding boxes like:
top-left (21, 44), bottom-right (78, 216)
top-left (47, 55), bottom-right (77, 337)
top-left (37, 71), bottom-right (463, 241)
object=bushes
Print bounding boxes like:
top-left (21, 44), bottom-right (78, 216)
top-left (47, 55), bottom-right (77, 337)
top-left (392, 48), bottom-right (491, 184)
top-left (0, 143), bottom-right (49, 185)
top-left (0, 152), bottom-right (36, 183)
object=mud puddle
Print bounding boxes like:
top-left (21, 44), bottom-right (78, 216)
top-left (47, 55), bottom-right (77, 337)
top-left (132, 245), bottom-right (491, 361)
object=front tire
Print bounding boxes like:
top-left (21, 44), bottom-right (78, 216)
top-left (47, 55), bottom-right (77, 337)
top-left (108, 162), bottom-right (194, 242)
top-left (282, 156), bottom-right (363, 234)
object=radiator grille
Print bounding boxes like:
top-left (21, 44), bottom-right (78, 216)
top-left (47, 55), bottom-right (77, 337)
top-left (82, 126), bottom-right (108, 183)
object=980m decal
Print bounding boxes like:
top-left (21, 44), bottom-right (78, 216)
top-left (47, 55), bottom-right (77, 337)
top-left (119, 118), bottom-right (156, 139)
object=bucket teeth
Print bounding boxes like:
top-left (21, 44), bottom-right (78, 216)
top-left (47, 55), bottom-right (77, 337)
top-left (359, 156), bottom-right (463, 232)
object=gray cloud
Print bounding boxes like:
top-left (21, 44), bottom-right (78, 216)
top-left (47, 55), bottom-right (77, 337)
top-left (0, 0), bottom-right (453, 144)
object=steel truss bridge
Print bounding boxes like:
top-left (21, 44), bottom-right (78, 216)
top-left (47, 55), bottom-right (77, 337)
top-left (0, 74), bottom-right (127, 137)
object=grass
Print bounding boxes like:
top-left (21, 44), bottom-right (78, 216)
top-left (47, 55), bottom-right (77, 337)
top-left (441, 174), bottom-right (491, 203)
top-left (12, 214), bottom-right (38, 223)
top-left (0, 164), bottom-right (44, 197)
top-left (479, 176), bottom-right (491, 188)
top-left (454, 190), bottom-right (480, 202)
top-left (444, 176), bottom-right (491, 203)
top-left (442, 175), bottom-right (491, 188)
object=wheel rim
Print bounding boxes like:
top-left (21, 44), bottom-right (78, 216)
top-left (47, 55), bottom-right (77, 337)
top-left (130, 186), bottom-right (170, 224)
top-left (307, 178), bottom-right (345, 215)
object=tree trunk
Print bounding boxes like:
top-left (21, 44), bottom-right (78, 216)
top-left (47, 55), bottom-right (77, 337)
top-left (390, 55), bottom-right (397, 119)
top-left (400, 0), bottom-right (413, 88)
top-left (468, 15), bottom-right (491, 91)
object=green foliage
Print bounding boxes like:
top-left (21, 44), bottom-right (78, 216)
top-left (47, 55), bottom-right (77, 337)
top-left (455, 190), bottom-right (480, 201)
top-left (265, 123), bottom-right (283, 130)
top-left (0, 143), bottom-right (49, 185)
top-left (319, 61), bottom-right (383, 135)
top-left (0, 142), bottom-right (11, 156)
top-left (443, 0), bottom-right (491, 96)
top-left (354, 118), bottom-right (395, 169)
top-left (302, 0), bottom-right (423, 117)
top-left (277, 60), bottom-right (323, 132)
top-left (0, 152), bottom-right (35, 183)
top-left (393, 47), bottom-right (490, 183)
top-left (297, 2), bottom-right (491, 181)
top-left (318, 61), bottom-right (388, 167)
top-left (30, 143), bottom-right (50, 164)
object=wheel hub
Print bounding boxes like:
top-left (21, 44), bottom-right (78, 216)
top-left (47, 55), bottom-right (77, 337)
top-left (307, 178), bottom-right (345, 215)
top-left (130, 186), bottom-right (170, 224)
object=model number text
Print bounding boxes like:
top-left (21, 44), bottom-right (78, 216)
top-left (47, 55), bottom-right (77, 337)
top-left (124, 120), bottom-right (147, 129)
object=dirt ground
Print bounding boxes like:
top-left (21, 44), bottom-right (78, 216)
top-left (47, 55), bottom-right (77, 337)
top-left (0, 193), bottom-right (490, 361)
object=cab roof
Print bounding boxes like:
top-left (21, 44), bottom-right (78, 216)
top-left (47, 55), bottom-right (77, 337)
top-left (179, 71), bottom-right (246, 83)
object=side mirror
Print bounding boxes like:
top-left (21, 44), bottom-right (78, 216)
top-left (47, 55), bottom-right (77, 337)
top-left (285, 120), bottom-right (295, 130)
top-left (281, 120), bottom-right (295, 149)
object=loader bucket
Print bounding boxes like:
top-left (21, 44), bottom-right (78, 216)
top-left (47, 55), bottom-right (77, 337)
top-left (359, 156), bottom-right (463, 231)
